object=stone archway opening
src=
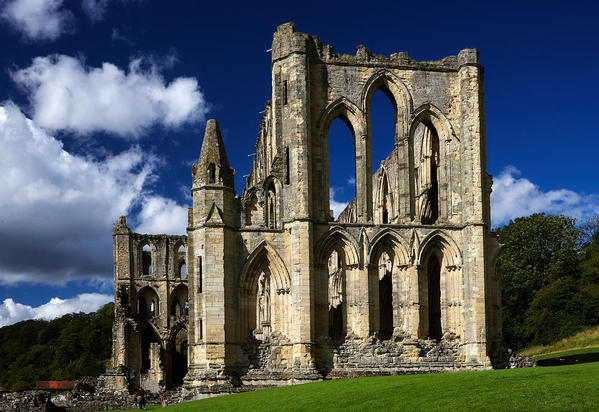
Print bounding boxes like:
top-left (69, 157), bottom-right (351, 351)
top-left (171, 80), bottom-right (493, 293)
top-left (378, 251), bottom-right (393, 340)
top-left (168, 328), bottom-right (188, 386)
top-left (141, 326), bottom-right (160, 373)
top-left (427, 253), bottom-right (442, 341)
top-left (327, 249), bottom-right (345, 341)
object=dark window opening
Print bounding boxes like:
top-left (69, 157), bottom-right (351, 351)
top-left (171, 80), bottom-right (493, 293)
top-left (171, 301), bottom-right (181, 317)
top-left (428, 254), bottom-right (442, 341)
top-left (267, 182), bottom-right (276, 229)
top-left (141, 327), bottom-right (159, 373)
top-left (419, 122), bottom-right (439, 224)
top-left (379, 255), bottom-right (393, 339)
top-left (138, 297), bottom-right (147, 317)
top-left (328, 250), bottom-right (344, 341)
top-left (285, 147), bottom-right (290, 185)
top-left (198, 256), bottom-right (202, 293)
top-left (329, 305), bottom-right (343, 340)
top-left (142, 244), bottom-right (152, 276)
top-left (208, 163), bottom-right (216, 184)
top-left (283, 80), bottom-right (288, 105)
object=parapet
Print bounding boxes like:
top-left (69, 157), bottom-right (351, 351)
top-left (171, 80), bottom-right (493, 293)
top-left (272, 21), bottom-right (479, 70)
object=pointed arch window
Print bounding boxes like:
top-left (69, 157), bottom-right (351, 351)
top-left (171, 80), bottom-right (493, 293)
top-left (208, 163), bottom-right (216, 184)
top-left (177, 245), bottom-right (186, 280)
top-left (415, 122), bottom-right (440, 224)
top-left (141, 244), bottom-right (152, 276)
top-left (266, 181), bottom-right (277, 229)
top-left (377, 172), bottom-right (393, 224)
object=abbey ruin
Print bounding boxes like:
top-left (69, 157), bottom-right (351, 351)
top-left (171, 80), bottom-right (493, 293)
top-left (101, 22), bottom-right (503, 394)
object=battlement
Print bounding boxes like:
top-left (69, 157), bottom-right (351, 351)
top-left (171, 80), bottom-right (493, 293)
top-left (272, 21), bottom-right (478, 70)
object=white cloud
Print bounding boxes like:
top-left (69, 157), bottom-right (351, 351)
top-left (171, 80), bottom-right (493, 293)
top-left (347, 176), bottom-right (356, 185)
top-left (134, 195), bottom-right (188, 235)
top-left (81, 0), bottom-right (109, 20)
top-left (330, 187), bottom-right (349, 220)
top-left (491, 166), bottom-right (599, 226)
top-left (1, 0), bottom-right (71, 40)
top-left (12, 54), bottom-right (207, 137)
top-left (0, 293), bottom-right (112, 327)
top-left (0, 103), bottom-right (188, 285)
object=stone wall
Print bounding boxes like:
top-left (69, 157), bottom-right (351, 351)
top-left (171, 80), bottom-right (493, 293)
top-left (104, 22), bottom-right (506, 394)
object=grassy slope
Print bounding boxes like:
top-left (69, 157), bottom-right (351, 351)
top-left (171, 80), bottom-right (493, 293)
top-left (520, 325), bottom-right (599, 357)
top-left (115, 362), bottom-right (599, 412)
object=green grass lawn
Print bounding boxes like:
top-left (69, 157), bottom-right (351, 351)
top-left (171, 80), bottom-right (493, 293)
top-left (112, 357), bottom-right (599, 412)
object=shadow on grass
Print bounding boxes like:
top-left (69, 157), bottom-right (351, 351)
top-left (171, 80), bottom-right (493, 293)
top-left (537, 352), bottom-right (599, 366)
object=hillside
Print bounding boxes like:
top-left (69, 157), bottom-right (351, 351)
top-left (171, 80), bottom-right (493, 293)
top-left (520, 324), bottom-right (599, 358)
top-left (0, 303), bottom-right (113, 392)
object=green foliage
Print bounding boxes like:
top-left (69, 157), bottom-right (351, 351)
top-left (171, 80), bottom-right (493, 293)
top-left (0, 302), bottom-right (113, 392)
top-left (525, 279), bottom-right (599, 345)
top-left (498, 213), bottom-right (599, 350)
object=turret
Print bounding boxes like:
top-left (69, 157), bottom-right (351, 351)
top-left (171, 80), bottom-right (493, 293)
top-left (190, 119), bottom-right (236, 229)
top-left (192, 119), bottom-right (234, 189)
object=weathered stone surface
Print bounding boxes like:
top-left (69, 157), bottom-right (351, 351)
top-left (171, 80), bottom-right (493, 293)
top-left (0, 390), bottom-right (50, 412)
top-left (101, 22), bottom-right (509, 398)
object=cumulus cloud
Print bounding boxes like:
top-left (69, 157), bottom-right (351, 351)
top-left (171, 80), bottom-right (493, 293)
top-left (0, 293), bottom-right (112, 327)
top-left (135, 196), bottom-right (188, 235)
top-left (12, 54), bottom-right (208, 137)
top-left (330, 187), bottom-right (349, 219)
top-left (0, 103), bottom-right (188, 285)
top-left (491, 166), bottom-right (599, 226)
top-left (1, 0), bottom-right (72, 40)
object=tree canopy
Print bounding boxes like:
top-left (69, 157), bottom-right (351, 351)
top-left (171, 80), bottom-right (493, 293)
top-left (498, 214), bottom-right (599, 350)
top-left (0, 302), bottom-right (113, 392)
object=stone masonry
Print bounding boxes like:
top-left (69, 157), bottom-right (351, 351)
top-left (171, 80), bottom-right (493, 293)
top-left (100, 22), bottom-right (504, 395)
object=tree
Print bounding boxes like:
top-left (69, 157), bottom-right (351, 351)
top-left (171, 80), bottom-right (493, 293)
top-left (497, 214), bottom-right (583, 349)
top-left (524, 278), bottom-right (599, 345)
top-left (0, 303), bottom-right (113, 391)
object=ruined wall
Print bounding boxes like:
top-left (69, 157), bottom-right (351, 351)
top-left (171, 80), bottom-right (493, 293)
top-left (105, 22), bottom-right (503, 395)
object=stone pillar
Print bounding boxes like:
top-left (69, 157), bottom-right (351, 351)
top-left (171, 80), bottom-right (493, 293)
top-left (349, 264), bottom-right (369, 337)
top-left (288, 220), bottom-right (318, 375)
top-left (356, 132), bottom-right (373, 223)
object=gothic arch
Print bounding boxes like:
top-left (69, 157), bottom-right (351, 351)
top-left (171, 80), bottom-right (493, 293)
top-left (315, 227), bottom-right (360, 268)
top-left (239, 241), bottom-right (291, 341)
top-left (367, 229), bottom-right (411, 338)
top-left (169, 284), bottom-right (188, 318)
top-left (375, 168), bottom-right (394, 224)
top-left (136, 286), bottom-right (160, 318)
top-left (263, 176), bottom-right (283, 229)
top-left (361, 69), bottom-right (413, 141)
top-left (316, 97), bottom-right (364, 134)
top-left (416, 230), bottom-right (464, 340)
top-left (172, 240), bottom-right (186, 279)
top-left (242, 186), bottom-right (263, 227)
top-left (409, 105), bottom-right (460, 223)
top-left (368, 228), bottom-right (410, 267)
top-left (417, 230), bottom-right (462, 267)
top-left (139, 241), bottom-right (154, 276)
top-left (240, 241), bottom-right (290, 293)
top-left (409, 103), bottom-right (457, 143)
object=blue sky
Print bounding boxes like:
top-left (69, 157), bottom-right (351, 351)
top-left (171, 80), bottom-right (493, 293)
top-left (0, 0), bottom-right (598, 325)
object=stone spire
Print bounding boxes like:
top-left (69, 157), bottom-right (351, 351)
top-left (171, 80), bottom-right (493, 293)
top-left (193, 119), bottom-right (234, 187)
